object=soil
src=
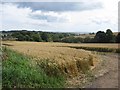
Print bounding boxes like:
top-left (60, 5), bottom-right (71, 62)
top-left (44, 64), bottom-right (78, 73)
top-left (66, 52), bottom-right (119, 88)
top-left (85, 53), bottom-right (119, 88)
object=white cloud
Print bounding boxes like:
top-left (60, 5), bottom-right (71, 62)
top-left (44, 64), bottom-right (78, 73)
top-left (2, 3), bottom-right (32, 30)
top-left (1, 3), bottom-right (71, 31)
top-left (1, 0), bottom-right (119, 32)
top-left (62, 0), bottom-right (118, 32)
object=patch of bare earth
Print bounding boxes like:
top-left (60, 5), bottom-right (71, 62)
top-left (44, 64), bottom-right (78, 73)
top-left (66, 53), bottom-right (119, 88)
top-left (85, 53), bottom-right (119, 88)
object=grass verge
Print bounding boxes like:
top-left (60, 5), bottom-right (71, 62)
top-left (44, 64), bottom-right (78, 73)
top-left (2, 47), bottom-right (65, 88)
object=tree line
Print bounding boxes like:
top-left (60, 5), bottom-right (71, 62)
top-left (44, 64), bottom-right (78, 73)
top-left (60, 29), bottom-right (120, 43)
top-left (2, 30), bottom-right (75, 42)
top-left (2, 29), bottom-right (120, 43)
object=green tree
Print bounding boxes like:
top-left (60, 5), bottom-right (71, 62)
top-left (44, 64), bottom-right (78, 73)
top-left (32, 34), bottom-right (42, 42)
top-left (106, 29), bottom-right (114, 42)
top-left (41, 33), bottom-right (51, 42)
top-left (52, 35), bottom-right (60, 42)
top-left (94, 31), bottom-right (107, 43)
top-left (17, 34), bottom-right (25, 41)
top-left (84, 37), bottom-right (92, 43)
top-left (25, 35), bottom-right (30, 41)
top-left (116, 32), bottom-right (120, 43)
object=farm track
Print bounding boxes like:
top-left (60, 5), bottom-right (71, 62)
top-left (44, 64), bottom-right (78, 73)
top-left (84, 53), bottom-right (119, 88)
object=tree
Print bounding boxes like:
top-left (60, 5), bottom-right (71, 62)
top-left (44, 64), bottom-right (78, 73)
top-left (25, 35), bottom-right (30, 41)
top-left (41, 33), bottom-right (51, 42)
top-left (116, 32), bottom-right (120, 43)
top-left (16, 34), bottom-right (25, 41)
top-left (32, 34), bottom-right (42, 42)
top-left (52, 35), bottom-right (60, 42)
top-left (94, 31), bottom-right (107, 43)
top-left (106, 29), bottom-right (114, 42)
top-left (61, 37), bottom-right (82, 43)
top-left (84, 37), bottom-right (92, 43)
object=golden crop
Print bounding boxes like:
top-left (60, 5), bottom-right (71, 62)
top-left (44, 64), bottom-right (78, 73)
top-left (2, 41), bottom-right (106, 77)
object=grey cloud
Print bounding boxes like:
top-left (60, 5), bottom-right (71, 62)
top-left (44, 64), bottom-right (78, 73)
top-left (16, 2), bottom-right (103, 12)
top-left (29, 13), bottom-right (68, 22)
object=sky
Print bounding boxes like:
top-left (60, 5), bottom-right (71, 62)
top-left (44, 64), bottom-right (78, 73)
top-left (0, 0), bottom-right (119, 33)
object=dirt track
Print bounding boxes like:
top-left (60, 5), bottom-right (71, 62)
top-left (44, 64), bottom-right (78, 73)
top-left (65, 53), bottom-right (119, 88)
top-left (85, 53), bottom-right (119, 88)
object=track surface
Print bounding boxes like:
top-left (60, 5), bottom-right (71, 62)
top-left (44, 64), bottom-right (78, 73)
top-left (85, 53), bottom-right (119, 88)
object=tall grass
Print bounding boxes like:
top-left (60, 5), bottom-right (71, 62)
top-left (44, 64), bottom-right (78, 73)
top-left (2, 48), bottom-right (65, 88)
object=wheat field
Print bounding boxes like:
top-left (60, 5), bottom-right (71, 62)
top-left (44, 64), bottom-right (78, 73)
top-left (2, 41), bottom-right (109, 77)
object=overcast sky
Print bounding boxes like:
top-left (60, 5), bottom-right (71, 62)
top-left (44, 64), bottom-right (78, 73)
top-left (0, 0), bottom-right (119, 32)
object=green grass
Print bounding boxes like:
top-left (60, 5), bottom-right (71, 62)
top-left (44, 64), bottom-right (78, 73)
top-left (2, 48), bottom-right (65, 88)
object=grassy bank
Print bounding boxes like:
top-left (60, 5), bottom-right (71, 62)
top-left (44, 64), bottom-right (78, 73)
top-left (2, 47), bottom-right (65, 88)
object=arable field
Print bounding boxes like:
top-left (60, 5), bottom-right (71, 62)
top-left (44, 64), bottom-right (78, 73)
top-left (2, 41), bottom-right (99, 76)
top-left (2, 41), bottom-right (119, 88)
top-left (2, 41), bottom-right (120, 54)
